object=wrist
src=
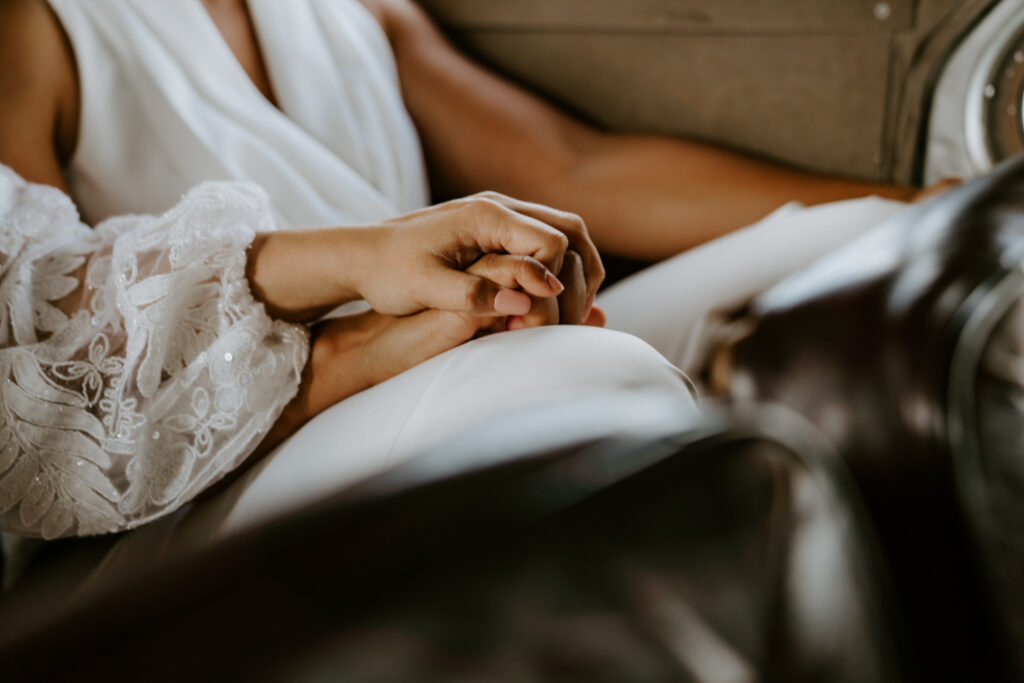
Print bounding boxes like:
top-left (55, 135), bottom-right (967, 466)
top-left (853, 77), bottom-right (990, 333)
top-left (246, 228), bottom-right (375, 322)
top-left (303, 315), bottom-right (379, 416)
top-left (337, 225), bottom-right (392, 304)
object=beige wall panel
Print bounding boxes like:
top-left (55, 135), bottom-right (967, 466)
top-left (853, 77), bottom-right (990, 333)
top-left (419, 0), bottom-right (912, 33)
top-left (457, 32), bottom-right (891, 178)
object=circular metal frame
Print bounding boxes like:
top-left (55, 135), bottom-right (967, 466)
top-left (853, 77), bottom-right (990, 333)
top-left (925, 0), bottom-right (1024, 183)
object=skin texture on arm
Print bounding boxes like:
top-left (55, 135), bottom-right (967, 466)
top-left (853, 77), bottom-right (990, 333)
top-left (0, 0), bottom-right (79, 191)
top-left (366, 0), bottom-right (919, 261)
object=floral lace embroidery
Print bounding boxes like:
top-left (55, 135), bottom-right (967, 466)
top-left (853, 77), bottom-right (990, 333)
top-left (0, 167), bottom-right (309, 538)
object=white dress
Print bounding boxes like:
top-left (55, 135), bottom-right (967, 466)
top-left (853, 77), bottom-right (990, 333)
top-left (0, 168), bottom-right (308, 540)
top-left (1, 0), bottom-right (909, 586)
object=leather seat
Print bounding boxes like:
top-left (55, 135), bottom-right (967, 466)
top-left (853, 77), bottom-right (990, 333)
top-left (0, 397), bottom-right (899, 682)
top-left (728, 153), bottom-right (1024, 681)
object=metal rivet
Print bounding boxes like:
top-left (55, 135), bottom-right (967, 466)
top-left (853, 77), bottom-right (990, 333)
top-left (224, 352), bottom-right (233, 362)
top-left (873, 2), bottom-right (891, 20)
top-left (152, 431), bottom-right (161, 440)
top-left (984, 84), bottom-right (996, 99)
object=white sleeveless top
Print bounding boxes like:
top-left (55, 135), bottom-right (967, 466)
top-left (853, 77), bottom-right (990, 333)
top-left (47, 0), bottom-right (430, 227)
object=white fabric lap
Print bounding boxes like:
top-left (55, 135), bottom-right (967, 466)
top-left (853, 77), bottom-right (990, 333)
top-left (599, 196), bottom-right (910, 379)
top-left (73, 326), bottom-right (695, 590)
top-left (222, 326), bottom-right (693, 533)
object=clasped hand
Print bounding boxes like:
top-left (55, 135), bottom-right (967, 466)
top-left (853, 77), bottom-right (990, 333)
top-left (248, 192), bottom-right (606, 435)
top-left (361, 191), bottom-right (604, 325)
top-left (248, 190), bottom-right (604, 327)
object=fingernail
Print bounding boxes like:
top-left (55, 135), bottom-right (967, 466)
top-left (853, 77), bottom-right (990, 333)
top-left (583, 292), bottom-right (595, 320)
top-left (545, 271), bottom-right (564, 294)
top-left (494, 289), bottom-right (531, 315)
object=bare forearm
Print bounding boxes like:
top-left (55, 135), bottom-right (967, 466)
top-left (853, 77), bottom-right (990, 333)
top-left (246, 227), bottom-right (377, 322)
top-left (541, 134), bottom-right (917, 261)
top-left (378, 0), bottom-right (915, 261)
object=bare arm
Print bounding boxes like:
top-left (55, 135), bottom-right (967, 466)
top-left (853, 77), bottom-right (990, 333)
top-left (0, 0), bottom-right (80, 191)
top-left (371, 0), bottom-right (916, 261)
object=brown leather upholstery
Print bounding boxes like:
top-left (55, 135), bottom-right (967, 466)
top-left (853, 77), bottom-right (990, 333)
top-left (0, 400), bottom-right (899, 682)
top-left (729, 153), bottom-right (1024, 680)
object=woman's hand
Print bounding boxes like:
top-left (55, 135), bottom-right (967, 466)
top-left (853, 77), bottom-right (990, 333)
top-left (246, 191), bottom-right (604, 322)
top-left (358, 191), bottom-right (604, 316)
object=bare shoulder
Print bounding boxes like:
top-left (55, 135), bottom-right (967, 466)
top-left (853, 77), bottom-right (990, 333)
top-left (0, 0), bottom-right (76, 103)
top-left (0, 0), bottom-right (79, 179)
top-left (352, 0), bottom-right (433, 42)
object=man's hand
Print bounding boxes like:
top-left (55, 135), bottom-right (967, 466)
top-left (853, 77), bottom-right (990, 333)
top-left (467, 248), bottom-right (605, 329)
top-left (259, 306), bottom-right (491, 453)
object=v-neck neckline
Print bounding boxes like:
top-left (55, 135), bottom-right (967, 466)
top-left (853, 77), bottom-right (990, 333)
top-left (194, 0), bottom-right (282, 113)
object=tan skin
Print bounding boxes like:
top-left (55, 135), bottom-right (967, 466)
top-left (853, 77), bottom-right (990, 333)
top-left (0, 0), bottom-right (946, 458)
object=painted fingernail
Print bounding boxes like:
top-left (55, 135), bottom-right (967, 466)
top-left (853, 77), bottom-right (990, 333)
top-left (494, 289), bottom-right (531, 315)
top-left (545, 271), bottom-right (564, 294)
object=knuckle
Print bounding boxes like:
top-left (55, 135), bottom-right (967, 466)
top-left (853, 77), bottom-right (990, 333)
top-left (454, 195), bottom-right (495, 217)
top-left (514, 255), bottom-right (537, 278)
top-left (472, 253), bottom-right (503, 280)
top-left (471, 196), bottom-right (504, 217)
top-left (479, 252), bottom-right (502, 270)
top-left (565, 212), bottom-right (586, 234)
top-left (462, 278), bottom-right (486, 309)
top-left (551, 231), bottom-right (570, 252)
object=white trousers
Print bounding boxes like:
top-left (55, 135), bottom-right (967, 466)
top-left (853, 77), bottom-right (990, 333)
top-left (62, 195), bottom-right (909, 595)
top-left (600, 196), bottom-right (908, 377)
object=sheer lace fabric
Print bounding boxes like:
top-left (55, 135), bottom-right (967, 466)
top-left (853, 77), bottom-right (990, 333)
top-left (0, 166), bottom-right (309, 538)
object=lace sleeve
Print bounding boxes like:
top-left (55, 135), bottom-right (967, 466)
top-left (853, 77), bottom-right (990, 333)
top-left (0, 166), bottom-right (310, 539)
